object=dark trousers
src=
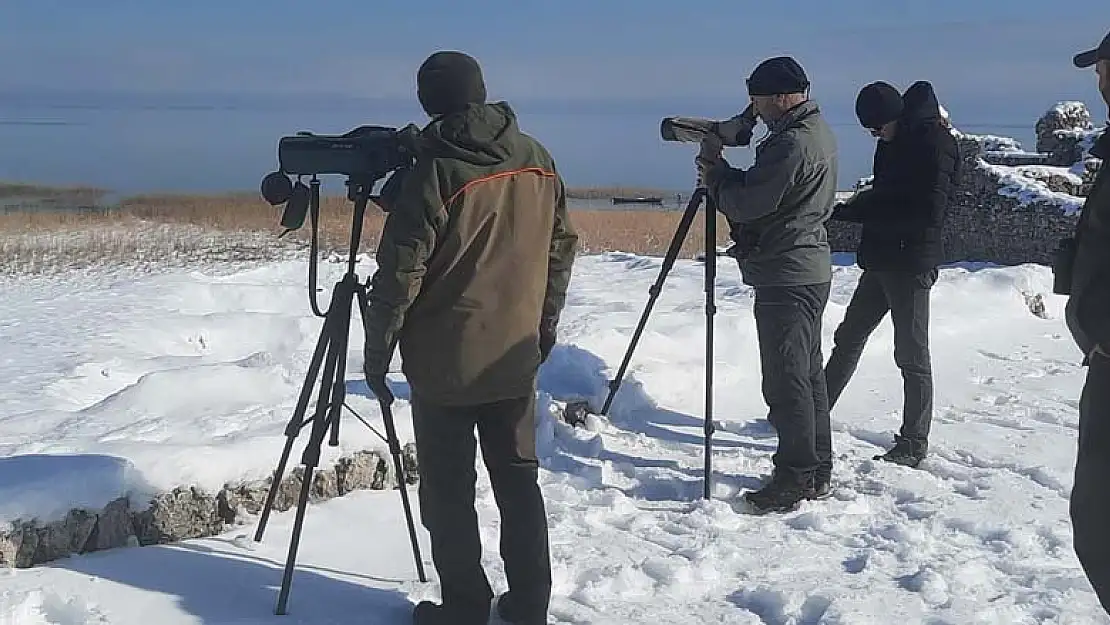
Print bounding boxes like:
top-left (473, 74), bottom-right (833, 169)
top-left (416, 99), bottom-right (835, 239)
top-left (410, 392), bottom-right (551, 623)
top-left (1072, 351), bottom-right (1110, 614)
top-left (752, 282), bottom-right (832, 482)
top-left (824, 269), bottom-right (937, 453)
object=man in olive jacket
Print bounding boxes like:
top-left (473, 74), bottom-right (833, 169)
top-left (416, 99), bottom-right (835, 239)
top-left (1063, 29), bottom-right (1110, 616)
top-left (699, 56), bottom-right (839, 513)
top-left (362, 51), bottom-right (578, 625)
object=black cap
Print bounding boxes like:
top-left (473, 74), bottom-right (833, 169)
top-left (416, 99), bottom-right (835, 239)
top-left (747, 56), bottom-right (810, 96)
top-left (417, 51), bottom-right (487, 116)
top-left (855, 81), bottom-right (903, 129)
top-left (1074, 30), bottom-right (1110, 68)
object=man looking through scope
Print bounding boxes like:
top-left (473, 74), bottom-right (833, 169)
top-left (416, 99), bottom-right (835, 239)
top-left (361, 51), bottom-right (579, 625)
top-left (696, 56), bottom-right (839, 514)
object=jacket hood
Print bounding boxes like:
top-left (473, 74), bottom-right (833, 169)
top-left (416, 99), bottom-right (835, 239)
top-left (419, 101), bottom-right (518, 166)
top-left (900, 81), bottom-right (942, 126)
top-left (767, 99), bottom-right (821, 134)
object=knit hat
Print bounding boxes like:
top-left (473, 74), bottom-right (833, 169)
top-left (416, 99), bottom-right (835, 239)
top-left (417, 51), bottom-right (487, 116)
top-left (855, 81), bottom-right (903, 129)
top-left (746, 56), bottom-right (810, 96)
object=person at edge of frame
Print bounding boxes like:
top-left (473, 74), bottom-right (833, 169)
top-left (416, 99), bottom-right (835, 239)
top-left (821, 79), bottom-right (961, 469)
top-left (361, 50), bottom-right (579, 625)
top-left (1057, 27), bottom-right (1110, 617)
top-left (696, 55), bottom-right (839, 514)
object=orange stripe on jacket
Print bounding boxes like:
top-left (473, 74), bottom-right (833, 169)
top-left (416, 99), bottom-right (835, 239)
top-left (442, 167), bottom-right (557, 210)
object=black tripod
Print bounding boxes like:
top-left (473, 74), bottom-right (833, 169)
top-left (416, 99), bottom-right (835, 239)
top-left (594, 186), bottom-right (720, 500)
top-left (252, 175), bottom-right (427, 616)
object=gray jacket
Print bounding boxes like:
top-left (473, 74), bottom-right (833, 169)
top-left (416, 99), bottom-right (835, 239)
top-left (706, 100), bottom-right (838, 287)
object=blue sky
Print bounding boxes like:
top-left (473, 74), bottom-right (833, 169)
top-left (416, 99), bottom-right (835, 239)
top-left (2, 0), bottom-right (1107, 115)
top-left (0, 2), bottom-right (1107, 192)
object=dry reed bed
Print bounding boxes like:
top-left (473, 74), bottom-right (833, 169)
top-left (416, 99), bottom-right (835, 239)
top-left (0, 192), bottom-right (731, 275)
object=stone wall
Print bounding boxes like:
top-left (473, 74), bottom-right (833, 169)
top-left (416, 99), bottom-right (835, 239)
top-left (827, 102), bottom-right (1105, 266)
top-left (0, 445), bottom-right (418, 569)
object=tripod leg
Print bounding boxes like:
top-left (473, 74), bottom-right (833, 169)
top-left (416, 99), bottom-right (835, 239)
top-left (355, 285), bottom-right (427, 582)
top-left (601, 189), bottom-right (706, 415)
top-left (703, 194), bottom-right (717, 501)
top-left (381, 400), bottom-right (428, 582)
top-left (274, 281), bottom-right (354, 615)
top-left (276, 464), bottom-right (317, 615)
top-left (328, 277), bottom-right (359, 448)
top-left (255, 286), bottom-right (342, 543)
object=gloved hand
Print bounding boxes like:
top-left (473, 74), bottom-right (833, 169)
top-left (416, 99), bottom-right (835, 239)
top-left (363, 348), bottom-right (394, 404)
top-left (1089, 343), bottom-right (1108, 362)
top-left (695, 134), bottom-right (724, 187)
top-left (374, 164), bottom-right (410, 212)
top-left (365, 371), bottom-right (394, 405)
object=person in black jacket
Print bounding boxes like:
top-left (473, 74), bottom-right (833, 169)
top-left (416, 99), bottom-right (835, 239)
top-left (1063, 29), bottom-right (1110, 615)
top-left (822, 80), bottom-right (960, 468)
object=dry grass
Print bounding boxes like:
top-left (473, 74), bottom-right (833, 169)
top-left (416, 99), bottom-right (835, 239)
top-left (116, 192), bottom-right (381, 253)
top-left (0, 187), bottom-right (731, 275)
top-left (569, 209), bottom-right (731, 257)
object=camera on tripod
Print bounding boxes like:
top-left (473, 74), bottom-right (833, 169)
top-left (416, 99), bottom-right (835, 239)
top-left (252, 120), bottom-right (430, 615)
top-left (660, 102), bottom-right (760, 148)
top-left (259, 123), bottom-right (422, 233)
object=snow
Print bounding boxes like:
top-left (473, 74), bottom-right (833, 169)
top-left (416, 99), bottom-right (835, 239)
top-left (980, 161), bottom-right (1086, 215)
top-left (1009, 165), bottom-right (1085, 186)
top-left (965, 133), bottom-right (1025, 153)
top-left (2, 252), bottom-right (1108, 623)
top-left (1049, 101), bottom-right (1091, 121)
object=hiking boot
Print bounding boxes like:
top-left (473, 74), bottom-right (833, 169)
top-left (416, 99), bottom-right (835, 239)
top-left (811, 473), bottom-right (832, 499)
top-left (767, 468), bottom-right (829, 500)
top-left (412, 600), bottom-right (488, 625)
top-left (874, 435), bottom-right (927, 468)
top-left (743, 470), bottom-right (816, 513)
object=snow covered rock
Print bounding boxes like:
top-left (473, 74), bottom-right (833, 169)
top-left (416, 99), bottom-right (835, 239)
top-left (1036, 101), bottom-right (1094, 164)
top-left (132, 487), bottom-right (224, 546)
top-left (0, 446), bottom-right (418, 569)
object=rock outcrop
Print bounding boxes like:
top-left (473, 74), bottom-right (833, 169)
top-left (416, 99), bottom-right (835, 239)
top-left (1036, 101), bottom-right (1095, 164)
top-left (828, 101), bottom-right (1105, 266)
top-left (0, 444), bottom-right (418, 569)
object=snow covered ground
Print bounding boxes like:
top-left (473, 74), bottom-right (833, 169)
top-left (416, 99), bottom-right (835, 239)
top-left (1, 251), bottom-right (1107, 624)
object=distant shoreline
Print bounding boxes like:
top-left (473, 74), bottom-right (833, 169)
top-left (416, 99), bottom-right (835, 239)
top-left (0, 179), bottom-right (682, 206)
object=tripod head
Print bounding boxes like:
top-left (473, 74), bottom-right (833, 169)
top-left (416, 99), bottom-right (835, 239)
top-left (261, 168), bottom-right (402, 318)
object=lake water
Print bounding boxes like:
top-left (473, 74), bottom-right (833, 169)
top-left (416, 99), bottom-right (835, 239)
top-left (0, 91), bottom-right (1038, 201)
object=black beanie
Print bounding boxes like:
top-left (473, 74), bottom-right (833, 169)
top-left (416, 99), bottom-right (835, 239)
top-left (746, 56), bottom-right (810, 96)
top-left (855, 81), bottom-right (903, 129)
top-left (417, 51), bottom-right (487, 116)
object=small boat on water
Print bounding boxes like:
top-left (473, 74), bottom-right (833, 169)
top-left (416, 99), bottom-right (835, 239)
top-left (611, 196), bottom-right (663, 205)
